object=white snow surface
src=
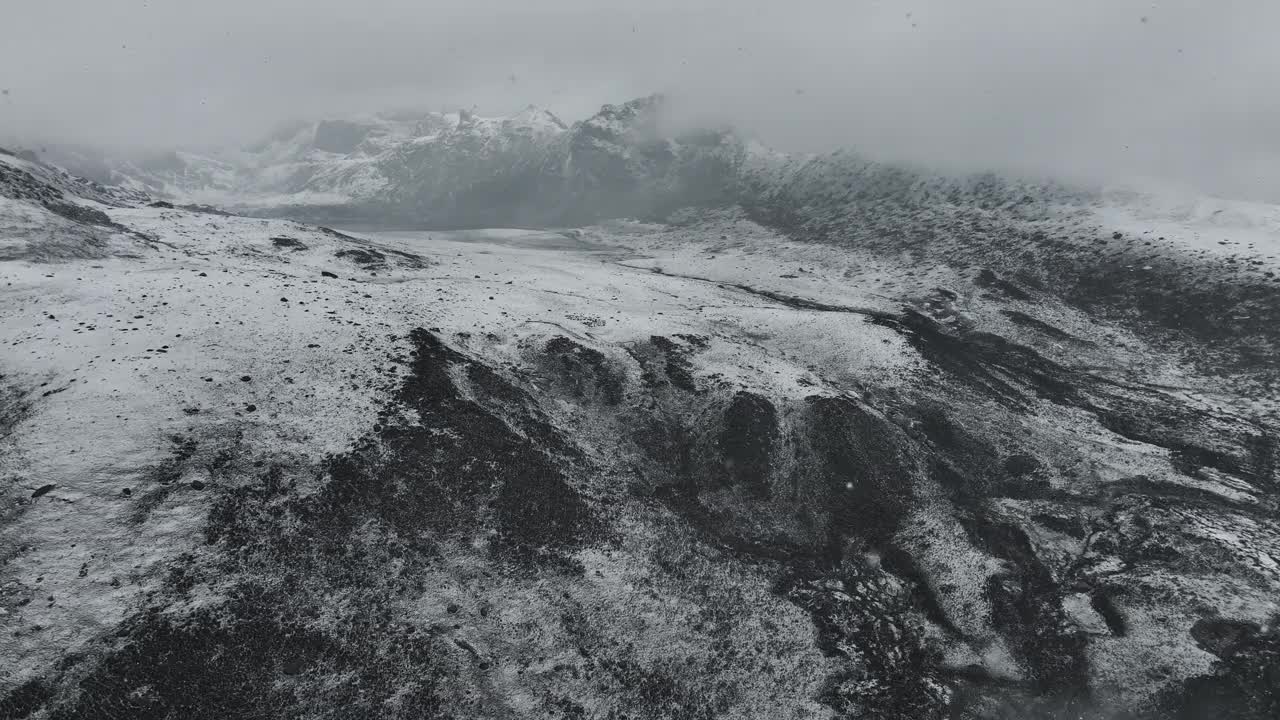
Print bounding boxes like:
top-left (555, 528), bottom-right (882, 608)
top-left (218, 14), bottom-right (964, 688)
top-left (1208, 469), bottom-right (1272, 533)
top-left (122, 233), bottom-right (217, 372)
top-left (3, 152), bottom-right (1280, 713)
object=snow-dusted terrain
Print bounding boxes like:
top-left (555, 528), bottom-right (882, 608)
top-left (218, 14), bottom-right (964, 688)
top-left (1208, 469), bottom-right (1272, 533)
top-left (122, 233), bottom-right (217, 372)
top-left (2, 120), bottom-right (1280, 720)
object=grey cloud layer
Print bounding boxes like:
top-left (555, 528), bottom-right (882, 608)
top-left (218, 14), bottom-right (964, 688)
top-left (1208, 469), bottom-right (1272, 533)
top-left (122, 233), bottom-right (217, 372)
top-left (2, 0), bottom-right (1278, 198)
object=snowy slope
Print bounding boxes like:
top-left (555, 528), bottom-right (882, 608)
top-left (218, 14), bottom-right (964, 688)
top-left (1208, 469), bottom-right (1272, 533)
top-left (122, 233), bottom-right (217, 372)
top-left (1, 150), bottom-right (1279, 718)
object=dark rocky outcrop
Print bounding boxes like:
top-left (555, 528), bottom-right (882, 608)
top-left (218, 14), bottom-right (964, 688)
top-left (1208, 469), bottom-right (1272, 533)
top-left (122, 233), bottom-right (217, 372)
top-left (312, 119), bottom-right (373, 154)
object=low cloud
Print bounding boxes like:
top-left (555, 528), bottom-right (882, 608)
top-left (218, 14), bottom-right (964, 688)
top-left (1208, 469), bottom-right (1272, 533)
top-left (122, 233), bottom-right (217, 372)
top-left (3, 0), bottom-right (1278, 199)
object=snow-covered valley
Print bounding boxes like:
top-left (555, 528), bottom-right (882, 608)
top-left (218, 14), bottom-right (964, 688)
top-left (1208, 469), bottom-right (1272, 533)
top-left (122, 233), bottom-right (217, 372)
top-left (2, 128), bottom-right (1279, 720)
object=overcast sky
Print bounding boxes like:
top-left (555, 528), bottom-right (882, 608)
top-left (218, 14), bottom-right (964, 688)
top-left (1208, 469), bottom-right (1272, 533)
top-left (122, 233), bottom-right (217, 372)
top-left (3, 1), bottom-right (1279, 199)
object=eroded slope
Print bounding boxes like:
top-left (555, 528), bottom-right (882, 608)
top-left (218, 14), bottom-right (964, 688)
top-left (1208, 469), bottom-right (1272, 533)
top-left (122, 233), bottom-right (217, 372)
top-left (1, 163), bottom-right (1277, 719)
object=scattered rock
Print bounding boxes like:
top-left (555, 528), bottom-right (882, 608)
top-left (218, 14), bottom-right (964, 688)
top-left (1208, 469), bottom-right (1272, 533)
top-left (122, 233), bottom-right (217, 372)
top-left (270, 236), bottom-right (306, 249)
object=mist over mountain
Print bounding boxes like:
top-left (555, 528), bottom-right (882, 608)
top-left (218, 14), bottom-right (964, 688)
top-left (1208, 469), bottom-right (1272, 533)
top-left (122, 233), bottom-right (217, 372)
top-left (6, 1), bottom-right (1280, 200)
top-left (20, 93), bottom-right (1087, 233)
top-left (4, 3), bottom-right (1280, 719)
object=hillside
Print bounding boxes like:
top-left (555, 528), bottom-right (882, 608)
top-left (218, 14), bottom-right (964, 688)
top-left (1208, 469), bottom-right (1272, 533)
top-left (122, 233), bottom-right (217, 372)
top-left (1, 145), bottom-right (1278, 719)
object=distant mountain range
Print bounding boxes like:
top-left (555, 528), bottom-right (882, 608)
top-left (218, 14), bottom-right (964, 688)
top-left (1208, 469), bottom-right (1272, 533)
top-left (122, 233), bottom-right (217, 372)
top-left (26, 94), bottom-right (1109, 231)
top-left (28, 96), bottom-right (745, 228)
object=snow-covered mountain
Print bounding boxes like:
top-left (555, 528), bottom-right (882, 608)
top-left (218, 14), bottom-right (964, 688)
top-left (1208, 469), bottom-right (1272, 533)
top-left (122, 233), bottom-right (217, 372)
top-left (34, 94), bottom-right (1139, 242)
top-left (46, 91), bottom-right (1245, 251)
top-left (3, 113), bottom-right (1280, 719)
top-left (45, 95), bottom-right (743, 228)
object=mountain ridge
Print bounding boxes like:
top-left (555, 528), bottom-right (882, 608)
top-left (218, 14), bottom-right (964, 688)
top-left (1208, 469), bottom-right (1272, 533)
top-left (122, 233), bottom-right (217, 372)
top-left (28, 95), bottom-right (744, 228)
top-left (14, 94), bottom-right (1173, 234)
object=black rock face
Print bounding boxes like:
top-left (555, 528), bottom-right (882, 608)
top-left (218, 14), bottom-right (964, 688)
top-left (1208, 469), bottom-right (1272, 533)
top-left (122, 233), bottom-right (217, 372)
top-left (312, 120), bottom-right (372, 155)
top-left (1159, 626), bottom-right (1280, 720)
top-left (717, 391), bottom-right (777, 499)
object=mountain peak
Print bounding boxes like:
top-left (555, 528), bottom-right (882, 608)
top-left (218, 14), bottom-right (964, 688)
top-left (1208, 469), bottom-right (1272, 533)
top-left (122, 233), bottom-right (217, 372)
top-left (577, 94), bottom-right (668, 143)
top-left (511, 105), bottom-right (567, 131)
